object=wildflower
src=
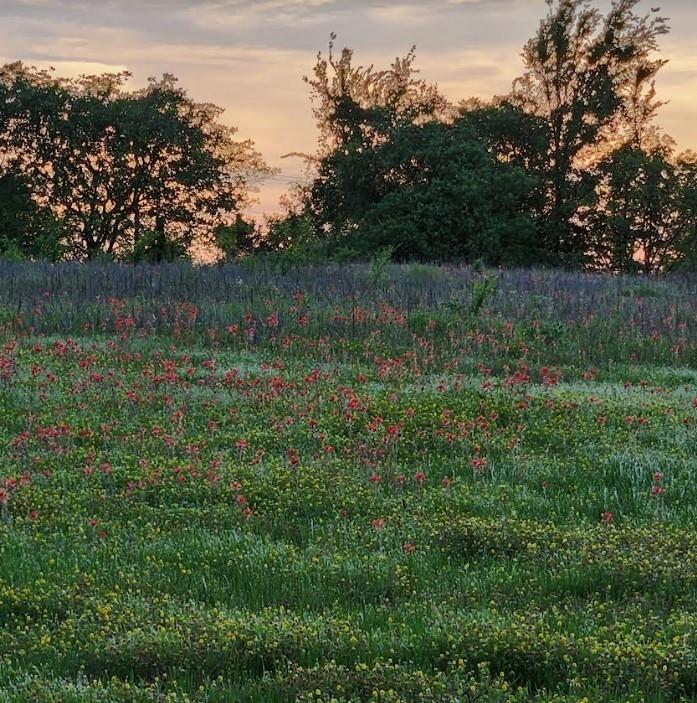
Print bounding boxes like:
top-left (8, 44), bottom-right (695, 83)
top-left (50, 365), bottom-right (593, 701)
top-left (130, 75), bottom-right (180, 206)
top-left (371, 518), bottom-right (386, 530)
top-left (413, 471), bottom-right (427, 485)
top-left (441, 476), bottom-right (452, 488)
top-left (470, 457), bottom-right (488, 472)
top-left (651, 484), bottom-right (664, 497)
top-left (402, 542), bottom-right (415, 554)
top-left (369, 473), bottom-right (381, 485)
top-left (601, 511), bottom-right (613, 526)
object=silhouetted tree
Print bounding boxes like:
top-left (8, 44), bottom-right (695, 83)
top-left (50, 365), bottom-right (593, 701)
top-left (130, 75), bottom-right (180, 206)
top-left (0, 64), bottom-right (271, 260)
top-left (299, 40), bottom-right (536, 261)
top-left (0, 170), bottom-right (63, 260)
top-left (213, 214), bottom-right (258, 260)
top-left (506, 0), bottom-right (669, 265)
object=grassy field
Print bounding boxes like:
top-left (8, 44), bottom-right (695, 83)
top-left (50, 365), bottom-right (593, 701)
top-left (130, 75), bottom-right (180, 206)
top-left (2, 262), bottom-right (697, 702)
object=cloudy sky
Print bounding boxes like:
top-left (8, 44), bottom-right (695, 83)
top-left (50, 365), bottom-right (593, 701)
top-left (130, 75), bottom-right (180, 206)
top-left (1, 0), bottom-right (695, 217)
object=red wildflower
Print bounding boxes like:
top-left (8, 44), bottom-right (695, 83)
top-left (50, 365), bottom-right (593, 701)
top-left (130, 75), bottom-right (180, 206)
top-left (470, 457), bottom-right (488, 472)
top-left (371, 518), bottom-right (386, 530)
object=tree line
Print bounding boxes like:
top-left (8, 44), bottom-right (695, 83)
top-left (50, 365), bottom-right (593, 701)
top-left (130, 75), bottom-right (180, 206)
top-left (1, 0), bottom-right (696, 272)
top-left (0, 68), bottom-right (270, 261)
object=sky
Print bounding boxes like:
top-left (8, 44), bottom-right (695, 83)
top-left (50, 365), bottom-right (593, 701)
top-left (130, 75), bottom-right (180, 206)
top-left (1, 0), bottom-right (695, 219)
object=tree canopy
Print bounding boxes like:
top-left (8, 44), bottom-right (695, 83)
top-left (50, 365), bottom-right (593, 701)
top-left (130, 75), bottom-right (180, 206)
top-left (2, 0), bottom-right (697, 272)
top-left (0, 65), bottom-right (270, 260)
top-left (277, 0), bottom-right (697, 272)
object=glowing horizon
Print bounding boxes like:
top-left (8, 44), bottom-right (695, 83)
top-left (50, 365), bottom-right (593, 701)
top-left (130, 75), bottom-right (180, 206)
top-left (1, 0), bottom-right (695, 220)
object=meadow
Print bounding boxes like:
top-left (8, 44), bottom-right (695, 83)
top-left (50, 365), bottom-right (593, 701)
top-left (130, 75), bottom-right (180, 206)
top-left (2, 260), bottom-right (697, 702)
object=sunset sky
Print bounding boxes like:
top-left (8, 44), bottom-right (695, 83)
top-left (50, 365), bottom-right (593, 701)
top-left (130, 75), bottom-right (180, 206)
top-left (2, 0), bottom-right (695, 219)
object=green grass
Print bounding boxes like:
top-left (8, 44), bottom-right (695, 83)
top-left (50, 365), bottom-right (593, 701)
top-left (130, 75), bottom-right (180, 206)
top-left (1, 264), bottom-right (697, 701)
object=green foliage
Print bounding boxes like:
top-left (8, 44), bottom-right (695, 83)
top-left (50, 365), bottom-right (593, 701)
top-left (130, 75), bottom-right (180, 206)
top-left (129, 229), bottom-right (189, 264)
top-left (0, 64), bottom-right (270, 261)
top-left (240, 239), bottom-right (331, 275)
top-left (369, 244), bottom-right (396, 287)
top-left (470, 270), bottom-right (498, 317)
top-left (293, 3), bottom-right (694, 272)
top-left (305, 106), bottom-right (538, 262)
top-left (213, 215), bottom-right (258, 261)
top-left (670, 153), bottom-right (697, 271)
top-left (591, 144), bottom-right (688, 273)
top-left (506, 0), bottom-right (669, 266)
top-left (265, 212), bottom-right (317, 253)
top-left (0, 171), bottom-right (64, 261)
